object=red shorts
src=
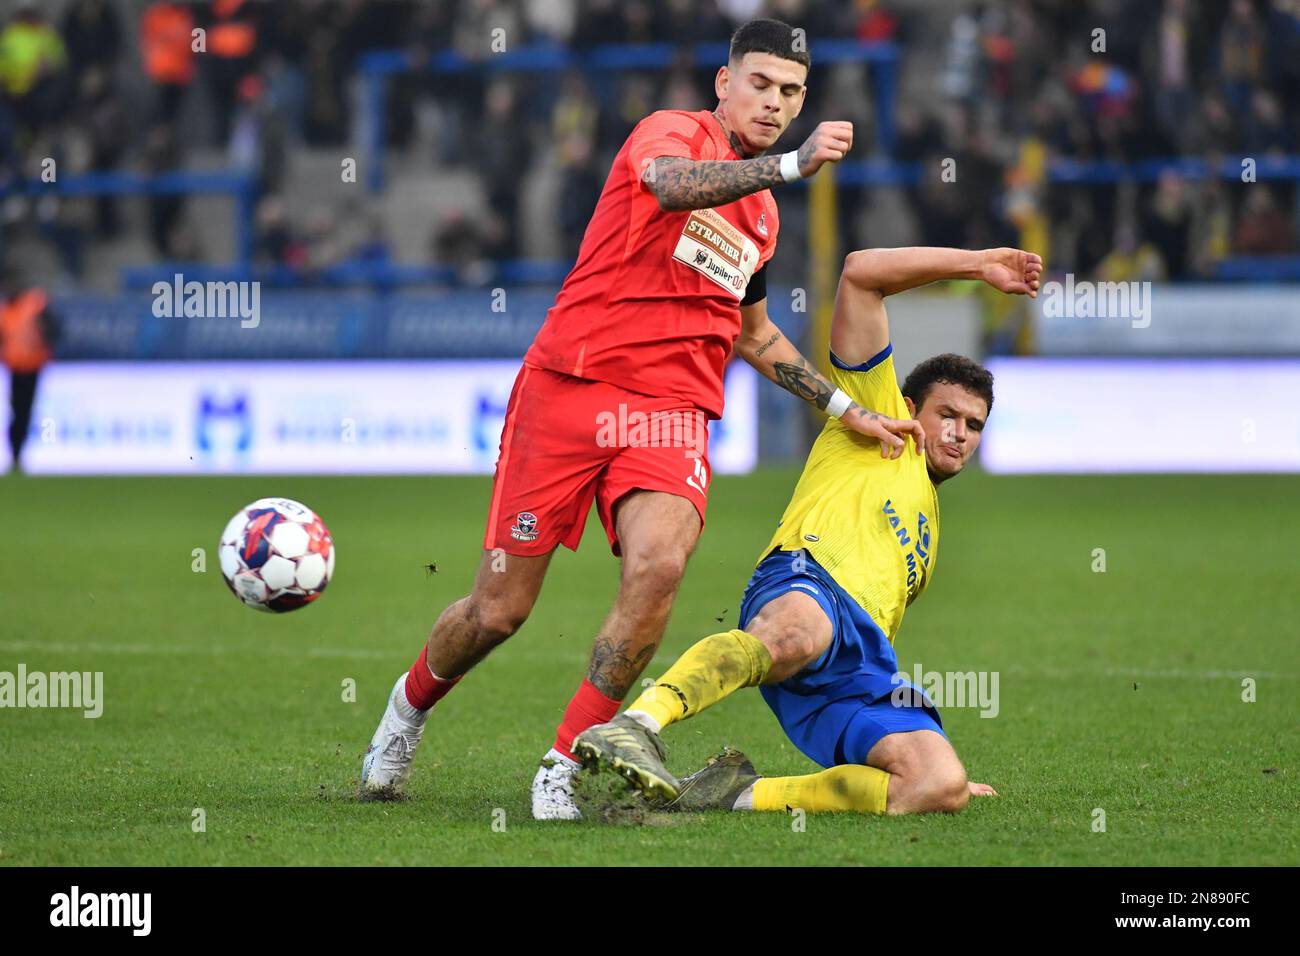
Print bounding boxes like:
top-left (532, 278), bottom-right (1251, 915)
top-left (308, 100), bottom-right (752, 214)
top-left (485, 364), bottom-right (712, 556)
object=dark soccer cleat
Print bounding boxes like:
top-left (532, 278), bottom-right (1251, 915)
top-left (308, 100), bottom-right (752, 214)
top-left (665, 747), bottom-right (759, 812)
top-left (572, 714), bottom-right (681, 802)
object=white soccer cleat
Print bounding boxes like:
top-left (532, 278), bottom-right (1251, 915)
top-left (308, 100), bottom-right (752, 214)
top-left (530, 748), bottom-right (582, 820)
top-left (360, 674), bottom-right (428, 800)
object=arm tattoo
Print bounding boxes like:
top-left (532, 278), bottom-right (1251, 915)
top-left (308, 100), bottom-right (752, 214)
top-left (587, 635), bottom-right (658, 699)
top-left (842, 403), bottom-right (880, 424)
top-left (773, 358), bottom-right (835, 409)
top-left (754, 332), bottom-right (781, 357)
top-left (652, 155), bottom-right (785, 211)
top-left (772, 360), bottom-right (881, 422)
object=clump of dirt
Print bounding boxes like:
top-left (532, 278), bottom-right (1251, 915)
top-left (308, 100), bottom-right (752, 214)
top-left (571, 766), bottom-right (687, 826)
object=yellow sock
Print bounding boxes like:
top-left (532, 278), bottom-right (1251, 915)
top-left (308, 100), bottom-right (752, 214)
top-left (626, 629), bottom-right (772, 731)
top-left (750, 765), bottom-right (891, 814)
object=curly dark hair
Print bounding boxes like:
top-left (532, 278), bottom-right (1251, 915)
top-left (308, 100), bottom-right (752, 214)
top-left (901, 353), bottom-right (995, 415)
top-left (729, 19), bottom-right (811, 71)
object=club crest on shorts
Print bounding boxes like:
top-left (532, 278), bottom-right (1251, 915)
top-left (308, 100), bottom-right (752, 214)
top-left (511, 511), bottom-right (539, 542)
top-left (756, 212), bottom-right (768, 238)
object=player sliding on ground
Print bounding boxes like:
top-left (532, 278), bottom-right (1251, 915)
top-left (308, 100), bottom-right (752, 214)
top-left (360, 19), bottom-right (923, 818)
top-left (574, 245), bottom-right (1043, 815)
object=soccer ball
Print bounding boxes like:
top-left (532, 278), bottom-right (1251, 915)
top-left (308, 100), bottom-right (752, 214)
top-left (219, 497), bottom-right (335, 612)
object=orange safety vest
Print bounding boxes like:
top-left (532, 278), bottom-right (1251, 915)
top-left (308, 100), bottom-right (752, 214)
top-left (209, 0), bottom-right (256, 60)
top-left (1, 289), bottom-right (53, 373)
top-left (141, 3), bottom-right (196, 85)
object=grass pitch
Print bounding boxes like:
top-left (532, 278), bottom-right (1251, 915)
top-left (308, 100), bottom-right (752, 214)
top-left (0, 469), bottom-right (1295, 866)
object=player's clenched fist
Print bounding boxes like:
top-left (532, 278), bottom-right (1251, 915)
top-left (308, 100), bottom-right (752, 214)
top-left (797, 121), bottom-right (854, 177)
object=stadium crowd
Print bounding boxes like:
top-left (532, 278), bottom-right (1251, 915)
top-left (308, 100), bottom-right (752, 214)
top-left (1, 0), bottom-right (1298, 285)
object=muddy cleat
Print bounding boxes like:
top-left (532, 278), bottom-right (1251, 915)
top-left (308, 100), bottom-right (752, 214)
top-left (530, 749), bottom-right (582, 820)
top-left (572, 714), bottom-right (680, 802)
top-left (359, 674), bottom-right (427, 800)
top-left (666, 747), bottom-right (758, 812)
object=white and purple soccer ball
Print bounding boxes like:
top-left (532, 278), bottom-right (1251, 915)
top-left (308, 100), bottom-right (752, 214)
top-left (219, 497), bottom-right (335, 612)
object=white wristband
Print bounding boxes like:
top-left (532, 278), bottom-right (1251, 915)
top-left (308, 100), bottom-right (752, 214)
top-left (779, 150), bottom-right (803, 183)
top-left (826, 388), bottom-right (852, 419)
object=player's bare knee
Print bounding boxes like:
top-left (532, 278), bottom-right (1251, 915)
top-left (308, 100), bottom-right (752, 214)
top-left (753, 619), bottom-right (822, 679)
top-left (621, 547), bottom-right (689, 598)
top-left (465, 595), bottom-right (529, 648)
top-left (747, 594), bottom-right (831, 682)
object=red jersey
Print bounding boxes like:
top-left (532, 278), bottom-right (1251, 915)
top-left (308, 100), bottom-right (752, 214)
top-left (524, 109), bottom-right (780, 419)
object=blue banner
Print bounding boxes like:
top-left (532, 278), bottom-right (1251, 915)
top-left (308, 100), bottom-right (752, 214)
top-left (49, 288), bottom-right (807, 361)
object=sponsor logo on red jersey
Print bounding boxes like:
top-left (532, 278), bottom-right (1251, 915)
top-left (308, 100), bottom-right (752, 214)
top-left (672, 208), bottom-right (760, 300)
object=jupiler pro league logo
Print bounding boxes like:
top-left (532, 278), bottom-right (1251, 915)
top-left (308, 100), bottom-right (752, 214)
top-left (511, 511), bottom-right (539, 542)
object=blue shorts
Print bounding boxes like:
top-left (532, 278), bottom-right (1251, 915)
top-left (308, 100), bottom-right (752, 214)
top-left (738, 549), bottom-right (944, 769)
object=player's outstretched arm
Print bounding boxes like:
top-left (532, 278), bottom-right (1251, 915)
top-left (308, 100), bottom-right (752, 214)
top-left (831, 247), bottom-right (1043, 366)
top-left (735, 299), bottom-right (923, 459)
top-left (647, 121), bottom-right (853, 212)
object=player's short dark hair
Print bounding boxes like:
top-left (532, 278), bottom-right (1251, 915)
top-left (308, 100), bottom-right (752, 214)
top-left (902, 354), bottom-right (995, 415)
top-left (729, 18), bottom-right (811, 73)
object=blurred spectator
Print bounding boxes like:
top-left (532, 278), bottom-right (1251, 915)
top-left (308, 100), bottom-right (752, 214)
top-left (445, 0), bottom-right (521, 167)
top-left (229, 73), bottom-right (288, 199)
top-left (1233, 186), bottom-right (1298, 254)
top-left (1152, 0), bottom-right (1194, 152)
top-left (302, 205), bottom-right (345, 272)
top-left (254, 194), bottom-right (306, 267)
top-left (552, 70), bottom-right (601, 259)
top-left (1244, 88), bottom-right (1293, 153)
top-left (0, 4), bottom-right (69, 140)
top-left (140, 1), bottom-right (196, 123)
top-left (72, 66), bottom-right (128, 237)
top-left (202, 0), bottom-right (261, 142)
top-left (940, 8), bottom-right (980, 102)
top-left (1219, 0), bottom-right (1266, 116)
top-left (1, 267), bottom-right (58, 474)
top-left (1190, 177), bottom-right (1233, 276)
top-left (478, 78), bottom-right (529, 260)
top-left (302, 6), bottom-right (349, 146)
top-left (60, 0), bottom-right (121, 85)
top-left (1143, 170), bottom-right (1192, 279)
top-left (601, 72), bottom-right (656, 156)
top-left (431, 208), bottom-right (492, 284)
top-left (143, 122), bottom-right (185, 256)
top-left (257, 1), bottom-right (309, 139)
top-left (1096, 221), bottom-right (1167, 283)
top-left (855, 0), bottom-right (898, 43)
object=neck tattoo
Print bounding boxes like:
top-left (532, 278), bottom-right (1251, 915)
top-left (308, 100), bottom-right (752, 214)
top-left (714, 108), bottom-right (758, 159)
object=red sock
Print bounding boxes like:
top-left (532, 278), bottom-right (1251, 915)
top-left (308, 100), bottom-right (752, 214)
top-left (553, 678), bottom-right (622, 760)
top-left (403, 645), bottom-right (461, 711)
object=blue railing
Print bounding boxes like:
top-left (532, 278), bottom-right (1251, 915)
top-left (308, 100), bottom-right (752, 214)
top-left (0, 170), bottom-right (258, 263)
top-left (1212, 256), bottom-right (1300, 281)
top-left (120, 259), bottom-right (574, 291)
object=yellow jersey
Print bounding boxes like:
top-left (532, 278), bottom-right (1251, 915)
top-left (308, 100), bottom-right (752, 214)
top-left (758, 346), bottom-right (939, 642)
